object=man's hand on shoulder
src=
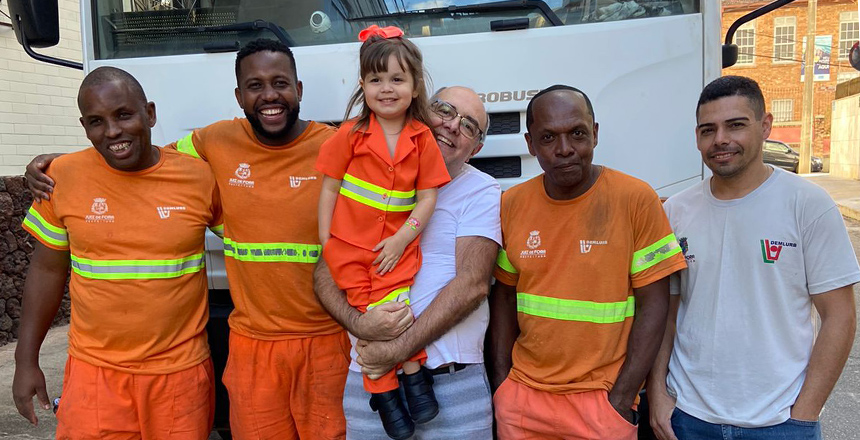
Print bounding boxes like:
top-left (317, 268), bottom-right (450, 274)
top-left (25, 153), bottom-right (62, 201)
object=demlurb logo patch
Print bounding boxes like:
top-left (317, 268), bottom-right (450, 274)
top-left (760, 239), bottom-right (797, 263)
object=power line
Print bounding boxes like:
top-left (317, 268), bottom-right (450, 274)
top-left (737, 50), bottom-right (856, 69)
top-left (748, 29), bottom-right (857, 47)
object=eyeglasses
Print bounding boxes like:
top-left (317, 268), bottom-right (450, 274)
top-left (430, 100), bottom-right (485, 141)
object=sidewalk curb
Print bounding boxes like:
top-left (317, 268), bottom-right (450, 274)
top-left (838, 204), bottom-right (860, 222)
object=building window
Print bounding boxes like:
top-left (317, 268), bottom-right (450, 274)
top-left (772, 99), bottom-right (793, 122)
top-left (839, 12), bottom-right (859, 60)
top-left (737, 22), bottom-right (755, 65)
top-left (837, 71), bottom-right (860, 84)
top-left (773, 17), bottom-right (795, 63)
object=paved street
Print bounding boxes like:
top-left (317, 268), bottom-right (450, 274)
top-left (820, 217), bottom-right (860, 440)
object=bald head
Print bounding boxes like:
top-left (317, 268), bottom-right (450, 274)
top-left (78, 67), bottom-right (148, 112)
top-left (433, 86), bottom-right (489, 137)
top-left (526, 85), bottom-right (594, 132)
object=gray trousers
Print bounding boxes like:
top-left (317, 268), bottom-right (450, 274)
top-left (343, 363), bottom-right (494, 440)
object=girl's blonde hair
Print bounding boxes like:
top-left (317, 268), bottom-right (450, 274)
top-left (344, 34), bottom-right (431, 131)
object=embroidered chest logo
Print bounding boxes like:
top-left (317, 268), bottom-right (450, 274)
top-left (91, 198), bottom-right (108, 215)
top-left (157, 206), bottom-right (186, 219)
top-left (521, 231), bottom-right (546, 259)
top-left (579, 240), bottom-right (608, 254)
top-left (760, 239), bottom-right (797, 264)
top-left (86, 198), bottom-right (115, 223)
top-left (289, 175), bottom-right (317, 188)
top-left (526, 230), bottom-right (541, 249)
top-left (679, 237), bottom-right (695, 262)
top-left (229, 163), bottom-right (255, 188)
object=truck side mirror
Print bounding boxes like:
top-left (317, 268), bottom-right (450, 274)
top-left (7, 0), bottom-right (60, 48)
top-left (850, 42), bottom-right (860, 72)
top-left (722, 44), bottom-right (738, 69)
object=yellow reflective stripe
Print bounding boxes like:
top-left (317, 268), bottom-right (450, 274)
top-left (210, 224), bottom-right (224, 239)
top-left (176, 133), bottom-right (200, 159)
top-left (631, 234), bottom-right (682, 274)
top-left (368, 286), bottom-right (411, 309)
top-left (517, 293), bottom-right (635, 323)
top-left (339, 173), bottom-right (417, 213)
top-left (339, 186), bottom-right (416, 212)
top-left (223, 238), bottom-right (320, 263)
top-left (343, 173), bottom-right (416, 199)
top-left (496, 249), bottom-right (517, 274)
top-left (22, 207), bottom-right (68, 247)
top-left (70, 253), bottom-right (204, 280)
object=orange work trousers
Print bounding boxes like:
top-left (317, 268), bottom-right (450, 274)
top-left (493, 379), bottom-right (638, 440)
top-left (55, 356), bottom-right (214, 440)
top-left (222, 331), bottom-right (350, 440)
top-left (323, 236), bottom-right (426, 393)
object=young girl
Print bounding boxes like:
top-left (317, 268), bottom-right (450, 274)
top-left (315, 26), bottom-right (450, 440)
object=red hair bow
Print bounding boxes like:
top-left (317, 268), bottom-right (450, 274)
top-left (358, 25), bottom-right (404, 42)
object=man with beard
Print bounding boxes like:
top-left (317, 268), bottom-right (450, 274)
top-left (488, 85), bottom-right (686, 439)
top-left (647, 76), bottom-right (858, 440)
top-left (25, 39), bottom-right (352, 440)
top-left (171, 38), bottom-right (351, 440)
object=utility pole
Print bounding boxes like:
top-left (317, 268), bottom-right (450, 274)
top-left (798, 0), bottom-right (816, 174)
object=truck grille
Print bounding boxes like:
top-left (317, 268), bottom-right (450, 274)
top-left (470, 157), bottom-right (521, 179)
top-left (488, 113), bottom-right (520, 135)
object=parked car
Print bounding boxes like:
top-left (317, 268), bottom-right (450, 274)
top-left (762, 139), bottom-right (823, 173)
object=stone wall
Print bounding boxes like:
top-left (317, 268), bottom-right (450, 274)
top-left (0, 176), bottom-right (70, 346)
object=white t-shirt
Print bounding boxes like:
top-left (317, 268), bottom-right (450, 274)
top-left (349, 164), bottom-right (502, 371)
top-left (663, 166), bottom-right (860, 427)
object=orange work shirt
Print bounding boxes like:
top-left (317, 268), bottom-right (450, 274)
top-left (173, 119), bottom-right (343, 339)
top-left (494, 168), bottom-right (686, 394)
top-left (22, 148), bottom-right (221, 374)
top-left (316, 115), bottom-right (450, 250)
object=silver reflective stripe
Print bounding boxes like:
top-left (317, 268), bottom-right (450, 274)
top-left (24, 210), bottom-right (68, 244)
top-left (340, 179), bottom-right (416, 207)
top-left (71, 257), bottom-right (204, 275)
top-left (222, 239), bottom-right (321, 263)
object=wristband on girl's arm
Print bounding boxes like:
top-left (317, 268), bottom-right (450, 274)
top-left (406, 217), bottom-right (420, 231)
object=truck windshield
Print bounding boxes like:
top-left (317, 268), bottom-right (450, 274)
top-left (92, 0), bottom-right (698, 59)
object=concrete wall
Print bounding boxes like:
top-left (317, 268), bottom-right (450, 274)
top-left (0, 0), bottom-right (88, 176)
top-left (829, 93), bottom-right (860, 179)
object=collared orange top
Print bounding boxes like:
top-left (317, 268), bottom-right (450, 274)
top-left (22, 148), bottom-right (221, 374)
top-left (316, 115), bottom-right (450, 250)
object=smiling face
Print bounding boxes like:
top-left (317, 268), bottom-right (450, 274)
top-left (360, 53), bottom-right (417, 125)
top-left (78, 80), bottom-right (158, 171)
top-left (235, 50), bottom-right (303, 146)
top-left (695, 95), bottom-right (772, 179)
top-left (427, 87), bottom-right (487, 177)
top-left (525, 89), bottom-right (599, 200)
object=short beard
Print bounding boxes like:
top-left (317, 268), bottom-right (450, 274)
top-left (245, 103), bottom-right (300, 144)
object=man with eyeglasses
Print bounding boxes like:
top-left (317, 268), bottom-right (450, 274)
top-left (315, 86), bottom-right (501, 439)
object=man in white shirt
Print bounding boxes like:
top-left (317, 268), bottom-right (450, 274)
top-left (647, 75), bottom-right (859, 440)
top-left (315, 86), bottom-right (501, 439)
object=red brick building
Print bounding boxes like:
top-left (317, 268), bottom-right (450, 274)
top-left (722, 0), bottom-right (859, 158)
